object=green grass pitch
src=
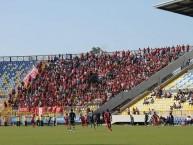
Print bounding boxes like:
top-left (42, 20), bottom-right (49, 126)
top-left (0, 125), bottom-right (193, 145)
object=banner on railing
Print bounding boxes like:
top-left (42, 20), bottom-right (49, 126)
top-left (23, 67), bottom-right (38, 84)
top-left (38, 108), bottom-right (43, 116)
top-left (19, 108), bottom-right (29, 112)
top-left (19, 107), bottom-right (63, 115)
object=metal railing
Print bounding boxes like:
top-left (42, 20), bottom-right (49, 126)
top-left (0, 54), bottom-right (66, 62)
top-left (1, 46), bottom-right (191, 62)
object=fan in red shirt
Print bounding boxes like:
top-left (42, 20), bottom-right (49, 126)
top-left (104, 109), bottom-right (112, 131)
top-left (64, 113), bottom-right (69, 129)
top-left (79, 114), bottom-right (85, 127)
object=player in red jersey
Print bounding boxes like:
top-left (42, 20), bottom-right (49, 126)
top-left (31, 114), bottom-right (35, 128)
top-left (79, 114), bottom-right (85, 127)
top-left (64, 113), bottom-right (69, 129)
top-left (84, 114), bottom-right (88, 127)
top-left (152, 112), bottom-right (159, 127)
top-left (104, 109), bottom-right (112, 131)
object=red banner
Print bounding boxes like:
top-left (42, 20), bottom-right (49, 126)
top-left (47, 107), bottom-right (52, 112)
top-left (23, 76), bottom-right (30, 84)
top-left (19, 107), bottom-right (63, 114)
top-left (29, 107), bottom-right (35, 113)
top-left (52, 106), bottom-right (56, 113)
top-left (19, 108), bottom-right (29, 112)
top-left (30, 68), bottom-right (38, 78)
top-left (56, 107), bottom-right (63, 113)
top-left (23, 67), bottom-right (38, 84)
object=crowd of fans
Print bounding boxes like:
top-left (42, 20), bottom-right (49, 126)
top-left (6, 45), bottom-right (190, 108)
top-left (140, 87), bottom-right (193, 113)
top-left (143, 96), bottom-right (154, 105)
top-left (172, 89), bottom-right (193, 108)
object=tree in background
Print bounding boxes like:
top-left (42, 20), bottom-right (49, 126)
top-left (90, 47), bottom-right (105, 55)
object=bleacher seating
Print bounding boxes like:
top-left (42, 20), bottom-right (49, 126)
top-left (174, 117), bottom-right (186, 125)
top-left (0, 61), bottom-right (36, 95)
top-left (122, 70), bottom-right (193, 116)
top-left (164, 72), bottom-right (193, 90)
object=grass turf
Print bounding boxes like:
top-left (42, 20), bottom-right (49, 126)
top-left (0, 125), bottom-right (193, 145)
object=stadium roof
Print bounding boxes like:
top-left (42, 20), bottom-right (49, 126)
top-left (155, 0), bottom-right (193, 17)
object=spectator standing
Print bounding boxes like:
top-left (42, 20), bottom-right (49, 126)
top-left (169, 112), bottom-right (174, 126)
top-left (186, 116), bottom-right (192, 125)
top-left (144, 112), bottom-right (149, 126)
top-left (24, 115), bottom-right (27, 126)
top-left (4, 115), bottom-right (7, 126)
top-left (17, 116), bottom-right (20, 126)
top-left (53, 115), bottom-right (57, 126)
top-left (130, 114), bottom-right (134, 126)
top-left (36, 116), bottom-right (39, 126)
top-left (40, 115), bottom-right (44, 126)
top-left (47, 116), bottom-right (52, 126)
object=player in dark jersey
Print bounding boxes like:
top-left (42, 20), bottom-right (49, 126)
top-left (104, 109), bottom-right (112, 131)
top-left (64, 113), bottom-right (69, 129)
top-left (69, 109), bottom-right (76, 132)
top-left (144, 112), bottom-right (149, 126)
top-left (89, 111), bottom-right (96, 129)
top-left (47, 116), bottom-right (52, 127)
top-left (94, 113), bottom-right (97, 127)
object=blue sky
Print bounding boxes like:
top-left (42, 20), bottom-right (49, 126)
top-left (0, 0), bottom-right (192, 56)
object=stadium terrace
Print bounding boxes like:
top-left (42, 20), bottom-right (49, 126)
top-left (0, 1), bottom-right (193, 145)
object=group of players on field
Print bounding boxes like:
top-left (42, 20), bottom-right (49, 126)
top-left (130, 111), bottom-right (174, 127)
top-left (30, 109), bottom-right (112, 131)
top-left (2, 109), bottom-right (174, 129)
top-left (64, 109), bottom-right (112, 131)
top-left (150, 112), bottom-right (174, 126)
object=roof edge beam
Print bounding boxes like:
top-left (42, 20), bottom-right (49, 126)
top-left (154, 0), bottom-right (184, 8)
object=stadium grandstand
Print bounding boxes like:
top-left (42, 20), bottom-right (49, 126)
top-left (115, 0), bottom-right (193, 122)
top-left (96, 45), bottom-right (193, 115)
top-left (0, 44), bottom-right (193, 118)
top-left (0, 0), bottom-right (193, 125)
top-left (1, 1), bottom-right (193, 145)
